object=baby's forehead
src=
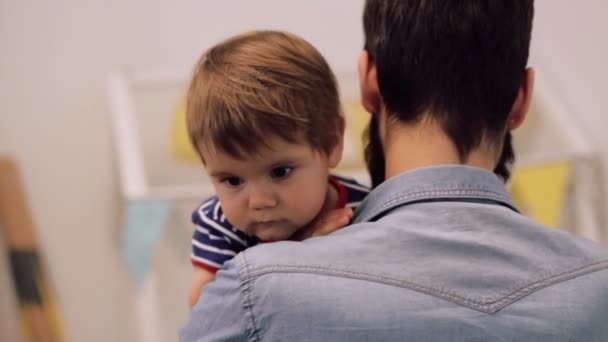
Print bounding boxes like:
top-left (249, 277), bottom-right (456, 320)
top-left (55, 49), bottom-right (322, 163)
top-left (202, 126), bottom-right (307, 152)
top-left (201, 137), bottom-right (317, 164)
top-left (202, 133), bottom-right (304, 154)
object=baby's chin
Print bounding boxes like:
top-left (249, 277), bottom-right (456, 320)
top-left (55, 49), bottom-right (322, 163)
top-left (252, 223), bottom-right (299, 243)
top-left (256, 230), bottom-right (295, 243)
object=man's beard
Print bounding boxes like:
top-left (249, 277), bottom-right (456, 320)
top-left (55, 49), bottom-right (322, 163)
top-left (363, 114), bottom-right (515, 187)
top-left (363, 114), bottom-right (386, 189)
top-left (493, 131), bottom-right (515, 183)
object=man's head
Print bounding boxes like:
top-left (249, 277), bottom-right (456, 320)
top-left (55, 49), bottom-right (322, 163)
top-left (359, 0), bottom-right (535, 182)
top-left (186, 31), bottom-right (345, 241)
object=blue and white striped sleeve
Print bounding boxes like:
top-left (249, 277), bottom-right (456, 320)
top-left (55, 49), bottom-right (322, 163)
top-left (190, 198), bottom-right (251, 273)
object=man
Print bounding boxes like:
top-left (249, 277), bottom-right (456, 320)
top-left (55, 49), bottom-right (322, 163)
top-left (181, 1), bottom-right (608, 340)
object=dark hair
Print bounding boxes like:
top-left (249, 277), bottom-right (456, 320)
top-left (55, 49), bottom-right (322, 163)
top-left (364, 114), bottom-right (385, 188)
top-left (363, 0), bottom-right (533, 179)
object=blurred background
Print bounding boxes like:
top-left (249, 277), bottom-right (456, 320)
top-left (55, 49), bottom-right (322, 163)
top-left (0, 0), bottom-right (607, 341)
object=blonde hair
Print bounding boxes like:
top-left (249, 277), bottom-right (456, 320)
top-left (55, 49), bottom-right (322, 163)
top-left (187, 30), bottom-right (343, 160)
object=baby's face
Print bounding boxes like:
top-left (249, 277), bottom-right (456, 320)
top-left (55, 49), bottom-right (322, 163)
top-left (201, 137), bottom-right (340, 242)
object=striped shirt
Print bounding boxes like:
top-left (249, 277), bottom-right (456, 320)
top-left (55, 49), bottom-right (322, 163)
top-left (190, 175), bottom-right (370, 273)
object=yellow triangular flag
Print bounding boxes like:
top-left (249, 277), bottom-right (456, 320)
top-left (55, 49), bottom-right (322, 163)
top-left (510, 161), bottom-right (570, 228)
top-left (171, 97), bottom-right (200, 163)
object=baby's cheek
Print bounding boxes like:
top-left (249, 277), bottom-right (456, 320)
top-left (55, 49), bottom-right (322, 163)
top-left (288, 185), bottom-right (326, 222)
top-left (221, 202), bottom-right (248, 230)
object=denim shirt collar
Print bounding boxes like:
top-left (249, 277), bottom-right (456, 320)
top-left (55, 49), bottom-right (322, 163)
top-left (353, 165), bottom-right (518, 223)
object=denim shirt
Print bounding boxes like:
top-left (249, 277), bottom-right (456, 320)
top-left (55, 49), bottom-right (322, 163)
top-left (180, 166), bottom-right (608, 341)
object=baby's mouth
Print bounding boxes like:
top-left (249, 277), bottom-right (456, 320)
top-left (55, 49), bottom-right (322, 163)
top-left (250, 220), bottom-right (288, 240)
top-left (253, 219), bottom-right (279, 226)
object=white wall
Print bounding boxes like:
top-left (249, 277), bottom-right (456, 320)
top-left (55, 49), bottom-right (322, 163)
top-left (529, 0), bottom-right (608, 231)
top-left (0, 1), bottom-right (606, 341)
top-left (0, 1), bottom-right (130, 341)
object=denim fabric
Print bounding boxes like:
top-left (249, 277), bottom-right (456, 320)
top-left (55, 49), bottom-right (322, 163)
top-left (181, 166), bottom-right (608, 341)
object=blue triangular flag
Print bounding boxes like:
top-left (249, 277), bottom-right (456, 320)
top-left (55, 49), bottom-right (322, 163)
top-left (122, 199), bottom-right (173, 286)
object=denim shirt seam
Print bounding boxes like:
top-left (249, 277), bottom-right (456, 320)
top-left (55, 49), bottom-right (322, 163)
top-left (242, 260), bottom-right (608, 313)
top-left (489, 259), bottom-right (608, 310)
top-left (242, 264), bottom-right (500, 312)
top-left (238, 253), bottom-right (261, 341)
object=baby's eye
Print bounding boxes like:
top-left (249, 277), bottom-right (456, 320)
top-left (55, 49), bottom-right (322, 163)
top-left (221, 176), bottom-right (244, 187)
top-left (270, 166), bottom-right (293, 179)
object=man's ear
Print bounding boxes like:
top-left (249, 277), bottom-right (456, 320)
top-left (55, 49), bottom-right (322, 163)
top-left (358, 50), bottom-right (381, 115)
top-left (508, 68), bottom-right (535, 130)
top-left (328, 117), bottom-right (345, 168)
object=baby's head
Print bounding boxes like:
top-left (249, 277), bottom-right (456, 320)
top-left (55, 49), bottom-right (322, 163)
top-left (187, 30), bottom-right (344, 241)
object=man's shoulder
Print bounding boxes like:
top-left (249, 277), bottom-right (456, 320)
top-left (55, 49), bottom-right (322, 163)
top-left (235, 212), bottom-right (608, 299)
top-left (222, 219), bottom-right (608, 340)
top-left (232, 222), bottom-right (378, 277)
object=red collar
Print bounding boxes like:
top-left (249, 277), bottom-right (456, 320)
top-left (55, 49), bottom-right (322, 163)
top-left (329, 176), bottom-right (348, 209)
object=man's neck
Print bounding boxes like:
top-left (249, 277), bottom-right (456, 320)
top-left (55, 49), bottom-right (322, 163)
top-left (384, 119), bottom-right (498, 180)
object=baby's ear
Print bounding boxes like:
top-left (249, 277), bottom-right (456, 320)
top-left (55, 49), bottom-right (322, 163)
top-left (328, 117), bottom-right (345, 168)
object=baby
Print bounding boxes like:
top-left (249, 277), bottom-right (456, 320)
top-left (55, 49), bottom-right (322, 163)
top-left (185, 30), bottom-right (370, 307)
